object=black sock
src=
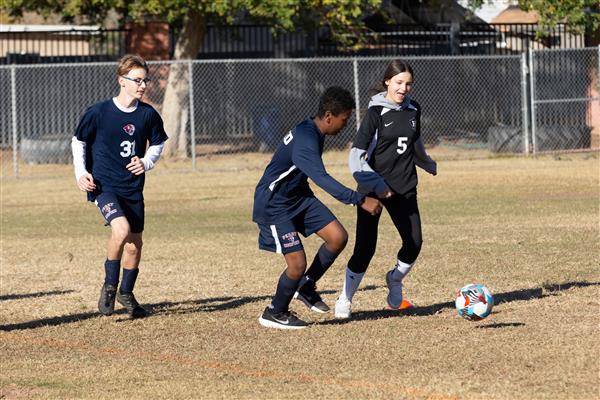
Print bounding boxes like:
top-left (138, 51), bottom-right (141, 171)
top-left (304, 244), bottom-right (338, 286)
top-left (104, 259), bottom-right (120, 287)
top-left (271, 271), bottom-right (300, 314)
top-left (120, 268), bottom-right (139, 293)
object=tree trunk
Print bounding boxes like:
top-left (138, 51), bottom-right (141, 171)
top-left (162, 10), bottom-right (207, 159)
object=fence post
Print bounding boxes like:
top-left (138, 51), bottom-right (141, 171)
top-left (450, 22), bottom-right (460, 54)
top-left (520, 52), bottom-right (530, 154)
top-left (188, 60), bottom-right (197, 171)
top-left (353, 58), bottom-right (361, 132)
top-left (10, 66), bottom-right (18, 178)
top-left (528, 48), bottom-right (537, 154)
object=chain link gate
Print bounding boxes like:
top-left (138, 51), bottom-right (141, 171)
top-left (529, 47), bottom-right (600, 153)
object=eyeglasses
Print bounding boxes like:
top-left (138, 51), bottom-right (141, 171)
top-left (122, 76), bottom-right (151, 86)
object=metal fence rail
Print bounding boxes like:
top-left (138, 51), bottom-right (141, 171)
top-left (0, 29), bottom-right (128, 65)
top-left (1, 49), bottom-right (598, 177)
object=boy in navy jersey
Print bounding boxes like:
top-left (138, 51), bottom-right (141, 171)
top-left (334, 60), bottom-right (437, 319)
top-left (253, 86), bottom-right (382, 329)
top-left (71, 54), bottom-right (168, 319)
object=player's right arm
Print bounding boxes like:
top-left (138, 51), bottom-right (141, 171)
top-left (72, 106), bottom-right (96, 192)
top-left (291, 129), bottom-right (363, 206)
top-left (349, 107), bottom-right (392, 198)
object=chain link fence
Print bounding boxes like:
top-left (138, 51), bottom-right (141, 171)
top-left (1, 49), bottom-right (598, 177)
top-left (530, 48), bottom-right (600, 153)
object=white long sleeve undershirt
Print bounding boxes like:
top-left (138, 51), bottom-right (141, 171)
top-left (71, 137), bottom-right (165, 181)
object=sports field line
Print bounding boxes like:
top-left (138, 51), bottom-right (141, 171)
top-left (3, 332), bottom-right (460, 400)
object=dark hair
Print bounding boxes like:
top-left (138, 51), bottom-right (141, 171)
top-left (368, 59), bottom-right (414, 96)
top-left (317, 86), bottom-right (356, 117)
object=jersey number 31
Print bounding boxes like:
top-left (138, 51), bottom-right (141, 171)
top-left (120, 140), bottom-right (136, 157)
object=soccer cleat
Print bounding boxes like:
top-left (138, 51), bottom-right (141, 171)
top-left (384, 299), bottom-right (415, 311)
top-left (98, 284), bottom-right (117, 316)
top-left (334, 297), bottom-right (352, 319)
top-left (294, 287), bottom-right (330, 313)
top-left (386, 269), bottom-right (406, 309)
top-left (258, 307), bottom-right (308, 329)
top-left (117, 291), bottom-right (150, 319)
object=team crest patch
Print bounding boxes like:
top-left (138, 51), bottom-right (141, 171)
top-left (123, 124), bottom-right (136, 136)
top-left (101, 202), bottom-right (117, 219)
top-left (409, 118), bottom-right (417, 131)
top-left (281, 231), bottom-right (300, 249)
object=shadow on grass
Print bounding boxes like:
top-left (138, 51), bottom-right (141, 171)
top-left (476, 322), bottom-right (526, 329)
top-left (0, 286), bottom-right (379, 331)
top-left (0, 290), bottom-right (74, 301)
top-left (315, 280), bottom-right (600, 326)
top-left (1, 282), bottom-right (597, 331)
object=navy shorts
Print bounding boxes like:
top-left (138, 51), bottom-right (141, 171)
top-left (95, 192), bottom-right (145, 233)
top-left (257, 198), bottom-right (336, 254)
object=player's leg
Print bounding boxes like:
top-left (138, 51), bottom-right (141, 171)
top-left (293, 201), bottom-right (343, 313)
top-left (385, 191), bottom-right (422, 310)
top-left (335, 205), bottom-right (381, 318)
top-left (257, 222), bottom-right (308, 329)
top-left (116, 198), bottom-right (149, 319)
top-left (95, 193), bottom-right (130, 316)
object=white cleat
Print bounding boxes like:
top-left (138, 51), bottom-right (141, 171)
top-left (334, 297), bottom-right (352, 319)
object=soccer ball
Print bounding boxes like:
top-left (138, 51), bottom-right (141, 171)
top-left (455, 283), bottom-right (494, 321)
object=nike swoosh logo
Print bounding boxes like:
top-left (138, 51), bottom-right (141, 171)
top-left (273, 317), bottom-right (289, 325)
top-left (384, 122), bottom-right (393, 127)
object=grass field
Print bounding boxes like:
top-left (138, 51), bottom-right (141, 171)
top-left (1, 151), bottom-right (599, 399)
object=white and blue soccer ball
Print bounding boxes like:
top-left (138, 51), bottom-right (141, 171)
top-left (455, 283), bottom-right (494, 321)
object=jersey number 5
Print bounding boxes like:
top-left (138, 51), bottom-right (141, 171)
top-left (397, 137), bottom-right (408, 154)
top-left (120, 140), bottom-right (136, 157)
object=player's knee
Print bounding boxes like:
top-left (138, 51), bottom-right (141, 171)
top-left (111, 225), bottom-right (130, 245)
top-left (124, 240), bottom-right (142, 256)
top-left (329, 226), bottom-right (348, 253)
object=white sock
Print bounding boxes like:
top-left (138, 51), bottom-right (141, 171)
top-left (340, 267), bottom-right (364, 302)
top-left (391, 259), bottom-right (414, 281)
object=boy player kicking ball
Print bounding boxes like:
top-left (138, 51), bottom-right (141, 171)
top-left (252, 86), bottom-right (382, 329)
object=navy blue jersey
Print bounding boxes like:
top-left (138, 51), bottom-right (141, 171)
top-left (74, 100), bottom-right (168, 200)
top-left (252, 118), bottom-right (364, 224)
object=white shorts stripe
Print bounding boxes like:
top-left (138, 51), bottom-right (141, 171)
top-left (270, 225), bottom-right (282, 253)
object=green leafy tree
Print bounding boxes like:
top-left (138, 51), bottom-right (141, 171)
top-left (466, 0), bottom-right (600, 36)
top-left (3, 0), bottom-right (382, 158)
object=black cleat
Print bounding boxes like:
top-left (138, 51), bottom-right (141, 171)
top-left (258, 307), bottom-right (308, 329)
top-left (117, 291), bottom-right (150, 319)
top-left (98, 284), bottom-right (117, 316)
top-left (294, 278), bottom-right (330, 313)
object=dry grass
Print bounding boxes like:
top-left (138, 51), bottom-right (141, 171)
top-left (1, 151), bottom-right (599, 399)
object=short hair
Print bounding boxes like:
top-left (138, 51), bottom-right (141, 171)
top-left (317, 86), bottom-right (355, 118)
top-left (117, 54), bottom-right (149, 76)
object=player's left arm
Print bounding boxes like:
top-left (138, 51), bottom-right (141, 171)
top-left (413, 137), bottom-right (437, 176)
top-left (411, 106), bottom-right (437, 176)
top-left (127, 110), bottom-right (168, 176)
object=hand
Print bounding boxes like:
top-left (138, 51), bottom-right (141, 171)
top-left (127, 156), bottom-right (145, 175)
top-left (77, 173), bottom-right (96, 192)
top-left (378, 189), bottom-right (393, 199)
top-left (430, 160), bottom-right (437, 176)
top-left (360, 196), bottom-right (382, 216)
